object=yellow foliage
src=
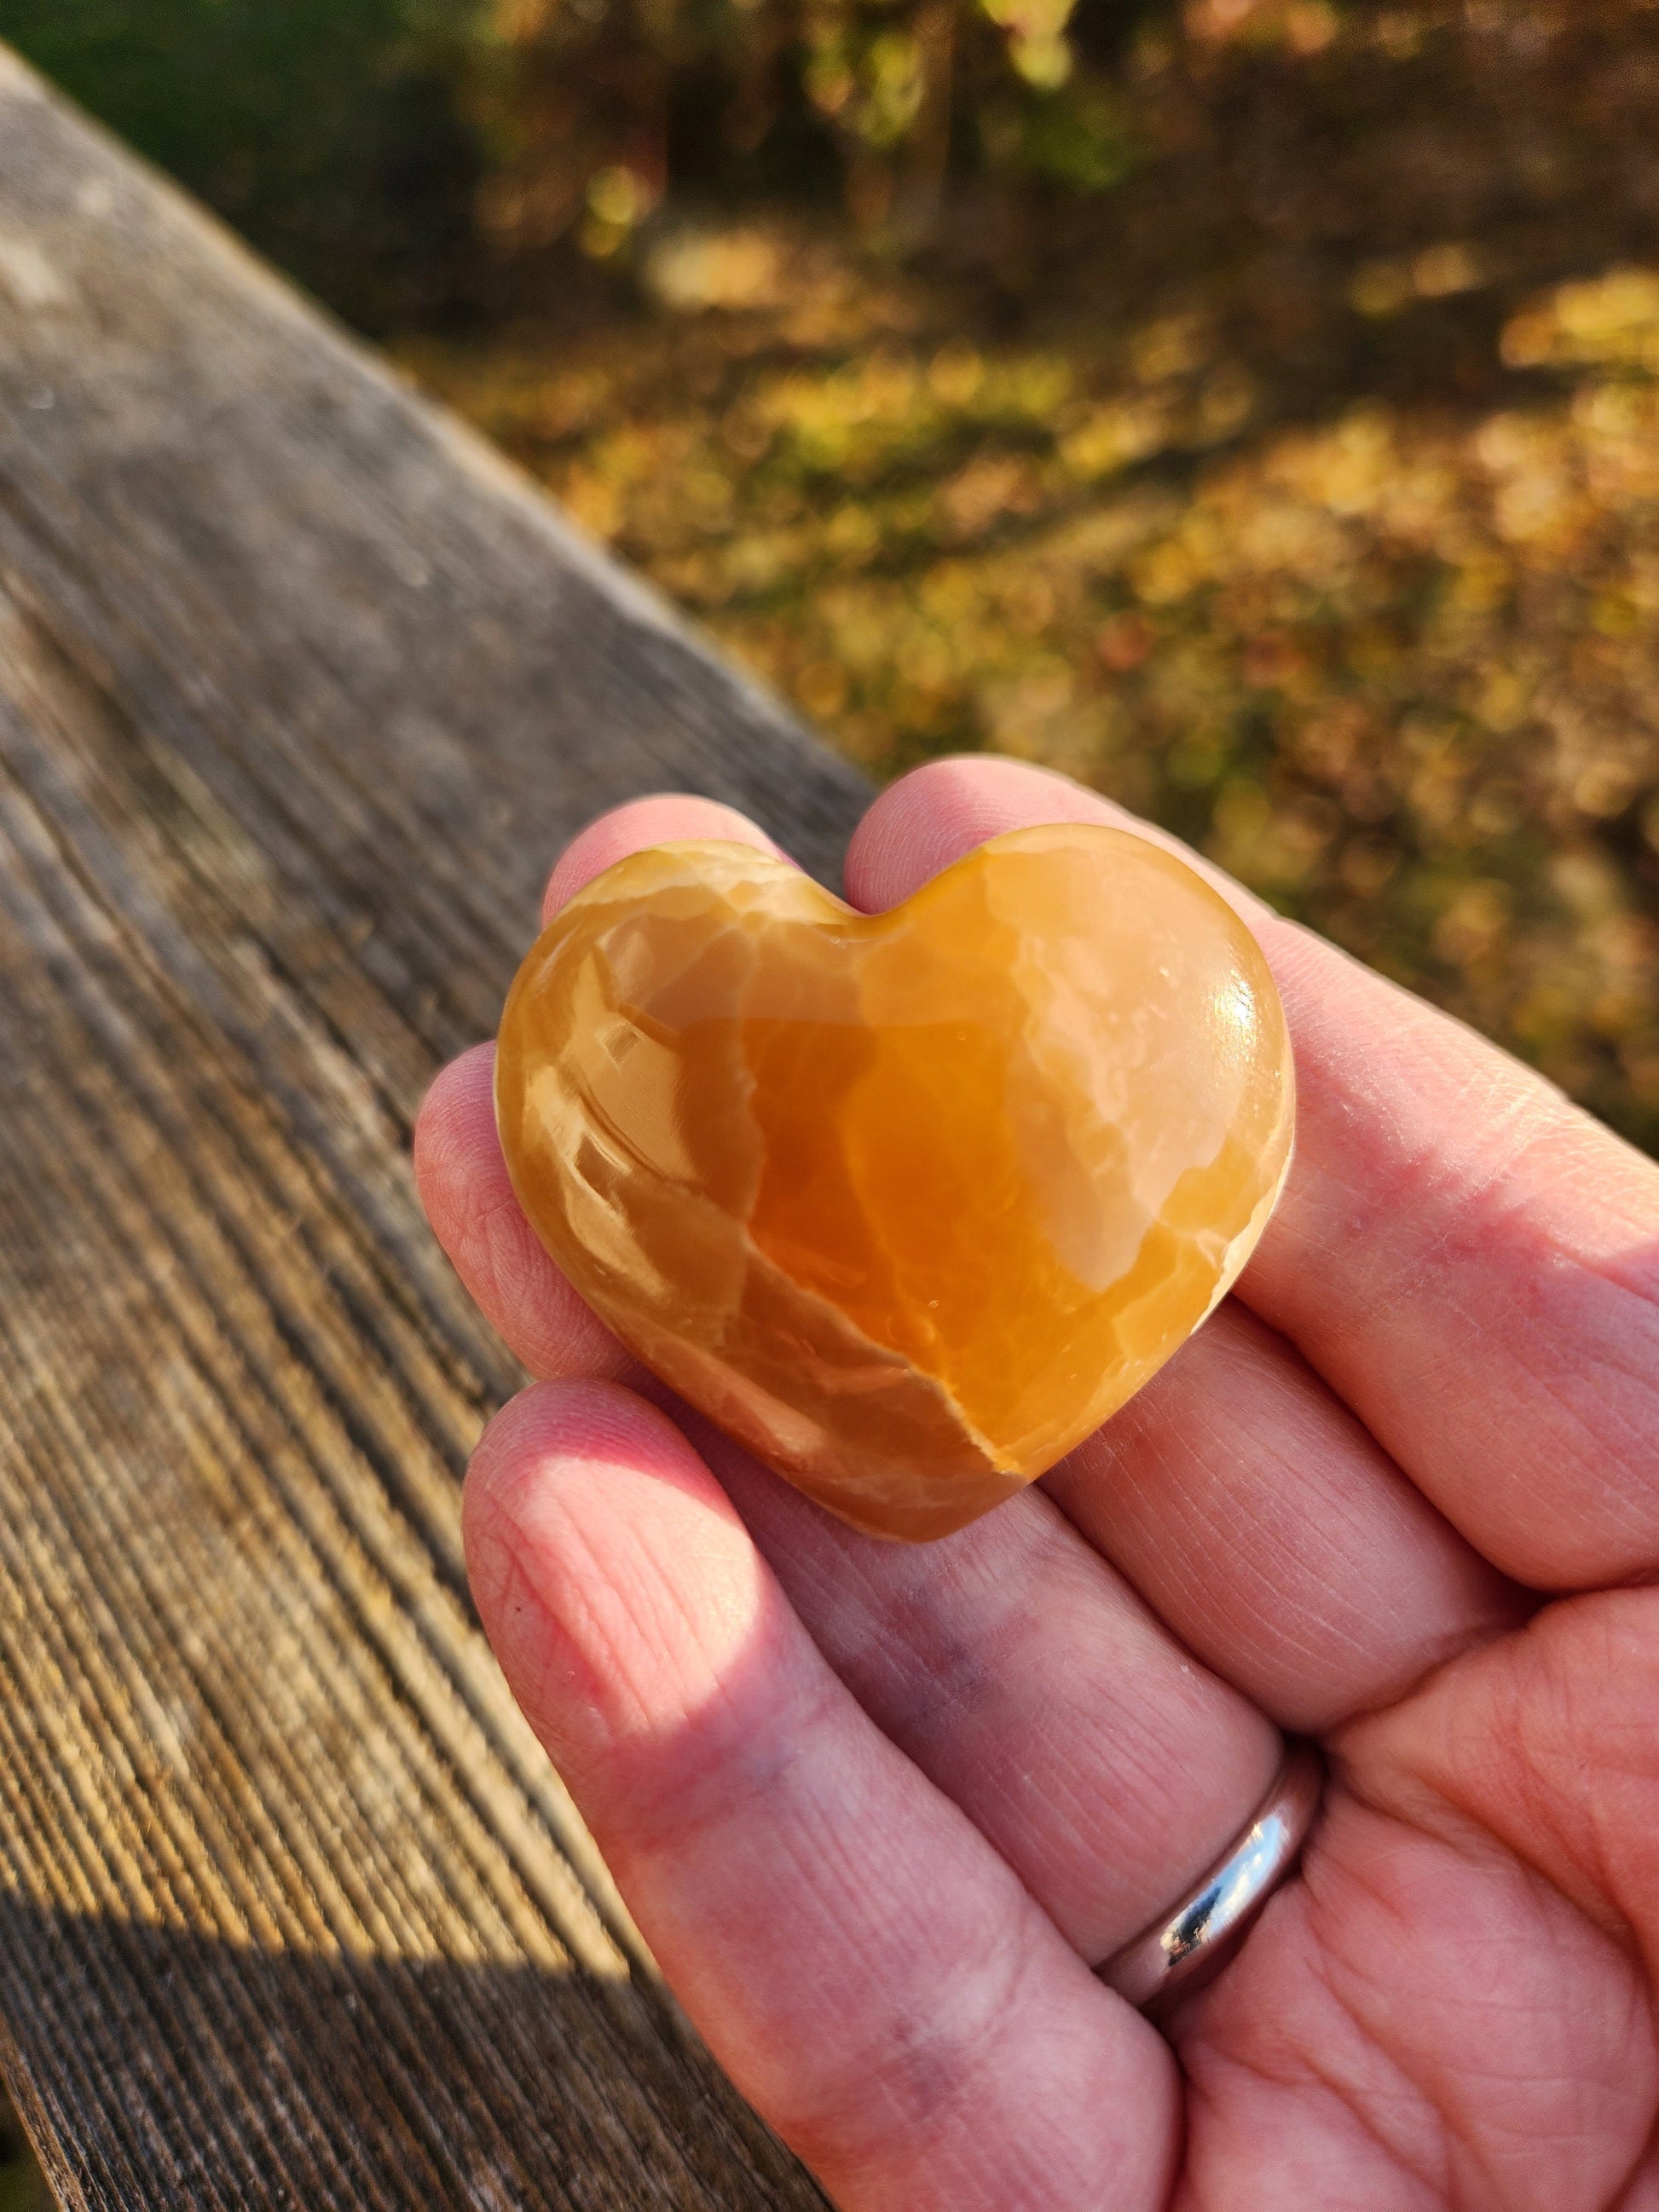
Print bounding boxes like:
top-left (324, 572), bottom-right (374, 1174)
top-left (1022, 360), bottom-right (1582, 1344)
top-left (405, 3), bottom-right (1659, 1151)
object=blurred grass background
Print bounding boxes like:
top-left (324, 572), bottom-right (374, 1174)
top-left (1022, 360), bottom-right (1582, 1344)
top-left (3, 0), bottom-right (1659, 1153)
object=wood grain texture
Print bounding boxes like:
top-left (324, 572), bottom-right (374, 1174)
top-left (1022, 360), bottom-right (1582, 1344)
top-left (0, 43), bottom-right (869, 2209)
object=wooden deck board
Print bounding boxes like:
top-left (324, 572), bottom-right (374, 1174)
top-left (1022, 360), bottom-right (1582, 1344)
top-left (0, 43), bottom-right (866, 2208)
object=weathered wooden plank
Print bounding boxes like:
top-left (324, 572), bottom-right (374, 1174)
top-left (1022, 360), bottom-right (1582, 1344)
top-left (0, 41), bottom-right (868, 2209)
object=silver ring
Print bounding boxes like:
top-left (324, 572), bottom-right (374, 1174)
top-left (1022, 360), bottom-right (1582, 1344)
top-left (1098, 1741), bottom-right (1323, 2011)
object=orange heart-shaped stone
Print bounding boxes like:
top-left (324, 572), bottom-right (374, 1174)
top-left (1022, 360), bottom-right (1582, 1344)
top-left (495, 824), bottom-right (1294, 1541)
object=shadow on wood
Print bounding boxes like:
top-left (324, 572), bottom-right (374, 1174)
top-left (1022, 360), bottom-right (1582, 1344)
top-left (0, 1900), bottom-right (830, 2210)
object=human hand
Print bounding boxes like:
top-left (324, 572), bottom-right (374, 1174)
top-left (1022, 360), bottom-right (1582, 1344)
top-left (415, 756), bottom-right (1659, 2211)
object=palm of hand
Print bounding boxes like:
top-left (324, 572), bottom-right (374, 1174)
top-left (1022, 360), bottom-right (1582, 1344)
top-left (417, 759), bottom-right (1659, 2212)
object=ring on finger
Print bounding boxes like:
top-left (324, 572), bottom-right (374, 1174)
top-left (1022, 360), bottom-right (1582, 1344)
top-left (1098, 1740), bottom-right (1323, 2012)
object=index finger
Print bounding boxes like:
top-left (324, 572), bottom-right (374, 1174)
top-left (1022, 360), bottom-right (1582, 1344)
top-left (848, 757), bottom-right (1659, 1592)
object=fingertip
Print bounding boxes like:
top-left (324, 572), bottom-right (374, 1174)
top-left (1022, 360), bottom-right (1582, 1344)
top-left (413, 1041), bottom-right (495, 1220)
top-left (844, 756), bottom-right (1114, 910)
top-left (465, 1375), bottom-right (720, 1527)
top-left (543, 794), bottom-right (789, 923)
top-left (465, 1378), bottom-right (638, 1598)
top-left (462, 1377), bottom-right (764, 1757)
top-left (461, 1378), bottom-right (679, 1746)
top-left (412, 1046), bottom-right (630, 1383)
top-left (844, 752), bottom-right (1275, 925)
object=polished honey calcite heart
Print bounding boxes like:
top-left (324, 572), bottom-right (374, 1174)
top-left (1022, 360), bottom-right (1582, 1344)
top-left (494, 825), bottom-right (1294, 1541)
